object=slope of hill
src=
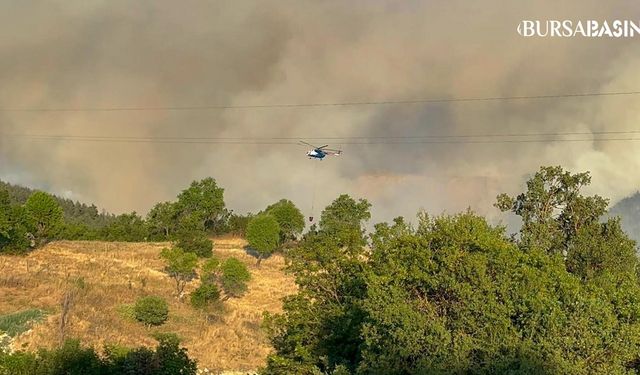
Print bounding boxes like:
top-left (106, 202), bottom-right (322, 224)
top-left (609, 191), bottom-right (640, 245)
top-left (0, 237), bottom-right (296, 372)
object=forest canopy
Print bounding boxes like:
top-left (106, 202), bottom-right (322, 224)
top-left (0, 178), bottom-right (258, 253)
top-left (4, 167), bottom-right (640, 374)
top-left (262, 166), bottom-right (640, 374)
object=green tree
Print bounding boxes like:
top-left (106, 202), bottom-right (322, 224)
top-left (176, 178), bottom-right (226, 233)
top-left (264, 195), bottom-right (372, 374)
top-left (220, 258), bottom-right (251, 299)
top-left (318, 194), bottom-right (371, 249)
top-left (104, 333), bottom-right (198, 374)
top-left (0, 189), bottom-right (10, 239)
top-left (357, 212), bottom-right (640, 374)
top-left (246, 214), bottom-right (280, 265)
top-left (0, 205), bottom-right (31, 253)
top-left (173, 214), bottom-right (213, 257)
top-left (264, 188), bottom-right (640, 374)
top-left (496, 166), bottom-right (638, 281)
top-left (264, 199), bottom-right (305, 243)
top-left (160, 247), bottom-right (198, 298)
top-left (147, 201), bottom-right (179, 240)
top-left (190, 283), bottom-right (221, 310)
top-left (60, 222), bottom-right (99, 241)
top-left (152, 334), bottom-right (198, 375)
top-left (24, 191), bottom-right (63, 246)
top-left (0, 189), bottom-right (26, 252)
top-left (0, 181), bottom-right (117, 238)
top-left (102, 212), bottom-right (148, 242)
top-left (495, 166), bottom-right (608, 254)
top-left (32, 339), bottom-right (103, 374)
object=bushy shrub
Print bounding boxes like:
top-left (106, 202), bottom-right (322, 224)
top-left (175, 234), bottom-right (213, 258)
top-left (226, 213), bottom-right (253, 236)
top-left (0, 338), bottom-right (197, 375)
top-left (151, 334), bottom-right (197, 375)
top-left (107, 347), bottom-right (155, 374)
top-left (220, 258), bottom-right (251, 298)
top-left (41, 339), bottom-right (104, 374)
top-left (134, 296), bottom-right (169, 326)
top-left (101, 212), bottom-right (149, 242)
top-left (150, 332), bottom-right (182, 346)
top-left (200, 256), bottom-right (221, 284)
top-left (161, 247), bottom-right (198, 297)
top-left (0, 350), bottom-right (38, 375)
top-left (59, 222), bottom-right (101, 241)
top-left (190, 283), bottom-right (221, 309)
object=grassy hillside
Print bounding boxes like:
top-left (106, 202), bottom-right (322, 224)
top-left (0, 237), bottom-right (296, 372)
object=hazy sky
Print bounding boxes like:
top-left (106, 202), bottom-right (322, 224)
top-left (1, 0), bottom-right (640, 227)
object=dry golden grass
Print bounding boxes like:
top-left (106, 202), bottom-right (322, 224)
top-left (0, 237), bottom-right (296, 372)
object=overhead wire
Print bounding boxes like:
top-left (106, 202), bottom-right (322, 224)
top-left (0, 90), bottom-right (639, 112)
top-left (2, 130), bottom-right (640, 145)
top-left (4, 129), bottom-right (640, 140)
top-left (2, 89), bottom-right (639, 145)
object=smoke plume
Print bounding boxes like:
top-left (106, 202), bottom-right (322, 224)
top-left (1, 0), bottom-right (640, 227)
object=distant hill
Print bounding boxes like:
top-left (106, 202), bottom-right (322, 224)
top-left (609, 191), bottom-right (640, 245)
top-left (0, 180), bottom-right (115, 228)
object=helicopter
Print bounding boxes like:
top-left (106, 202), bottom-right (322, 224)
top-left (299, 141), bottom-right (342, 160)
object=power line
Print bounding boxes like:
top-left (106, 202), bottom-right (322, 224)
top-left (3, 133), bottom-right (640, 145)
top-left (3, 129), bottom-right (640, 142)
top-left (1, 90), bottom-right (639, 112)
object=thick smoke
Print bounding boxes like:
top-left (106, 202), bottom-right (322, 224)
top-left (1, 0), bottom-right (640, 227)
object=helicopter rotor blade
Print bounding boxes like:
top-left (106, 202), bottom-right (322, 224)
top-left (299, 140), bottom-right (317, 148)
top-left (317, 145), bottom-right (329, 150)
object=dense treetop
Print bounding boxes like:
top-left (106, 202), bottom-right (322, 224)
top-left (0, 177), bottom-right (254, 253)
top-left (263, 166), bottom-right (640, 375)
top-left (263, 199), bottom-right (305, 243)
top-left (246, 214), bottom-right (281, 265)
top-left (0, 180), bottom-right (115, 229)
